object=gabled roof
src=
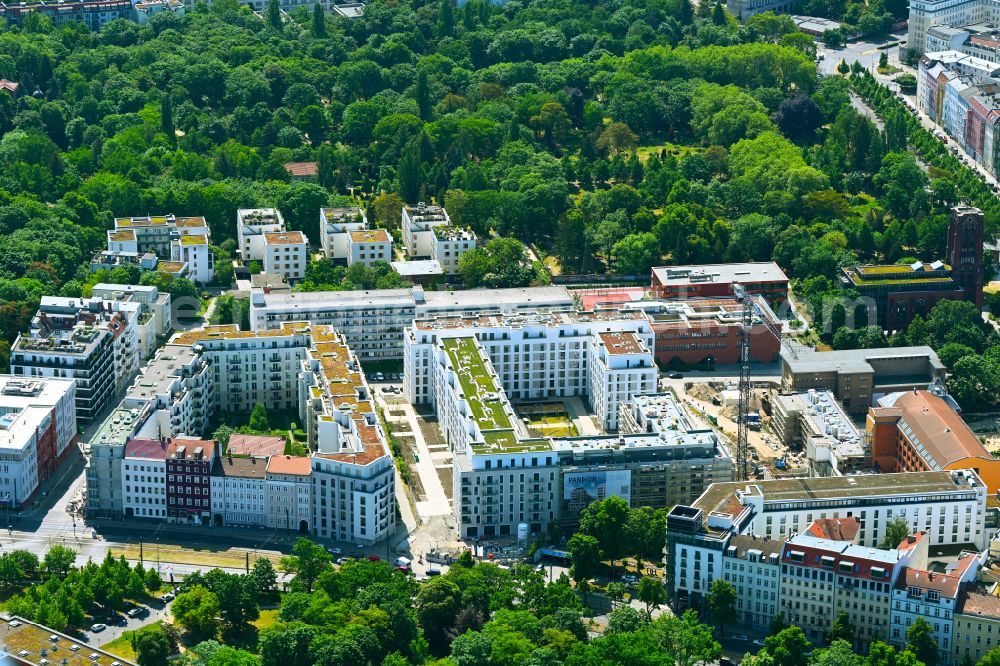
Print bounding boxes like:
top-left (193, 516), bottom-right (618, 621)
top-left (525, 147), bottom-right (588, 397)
top-left (806, 517), bottom-right (860, 543)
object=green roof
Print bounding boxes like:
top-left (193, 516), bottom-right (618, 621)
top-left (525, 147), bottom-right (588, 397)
top-left (442, 337), bottom-right (550, 453)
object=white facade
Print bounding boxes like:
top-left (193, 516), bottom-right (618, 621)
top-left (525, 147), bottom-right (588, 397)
top-left (237, 208), bottom-right (286, 262)
top-left (431, 228), bottom-right (476, 275)
top-left (170, 234), bottom-right (214, 284)
top-left (588, 332), bottom-right (658, 432)
top-left (250, 285), bottom-right (575, 361)
top-left (210, 457), bottom-right (267, 527)
top-left (320, 207), bottom-right (367, 260)
top-left (121, 444), bottom-right (166, 519)
top-left (348, 229), bottom-right (393, 267)
top-left (91, 283), bottom-right (173, 359)
top-left (402, 204), bottom-right (450, 257)
top-left (908, 0), bottom-right (994, 54)
top-left (721, 536), bottom-right (783, 628)
top-left (0, 376), bottom-right (77, 506)
top-left (265, 458), bottom-right (312, 531)
top-left (263, 231), bottom-right (308, 283)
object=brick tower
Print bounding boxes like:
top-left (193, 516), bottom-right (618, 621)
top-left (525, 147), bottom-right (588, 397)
top-left (947, 205), bottom-right (984, 309)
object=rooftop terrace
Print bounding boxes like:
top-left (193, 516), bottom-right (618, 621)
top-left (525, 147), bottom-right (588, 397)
top-left (350, 229), bottom-right (391, 243)
top-left (0, 616), bottom-right (136, 666)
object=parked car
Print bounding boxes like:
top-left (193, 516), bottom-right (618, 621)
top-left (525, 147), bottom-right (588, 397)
top-left (753, 639), bottom-right (767, 648)
top-left (126, 608), bottom-right (145, 619)
top-left (161, 593), bottom-right (175, 602)
top-left (732, 634), bottom-right (748, 642)
top-left (394, 557), bottom-right (412, 568)
top-left (349, 551), bottom-right (364, 559)
top-left (668, 371), bottom-right (683, 379)
top-left (426, 568), bottom-right (442, 576)
top-left (90, 624), bottom-right (106, 633)
top-left (621, 574), bottom-right (638, 584)
top-left (367, 554), bottom-right (381, 562)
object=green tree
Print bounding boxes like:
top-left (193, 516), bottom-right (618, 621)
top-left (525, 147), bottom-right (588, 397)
top-left (172, 585), bottom-right (219, 640)
top-left (266, 0), bottom-right (282, 29)
top-left (612, 233), bottom-right (659, 275)
top-left (437, 0), bottom-right (454, 37)
top-left (636, 577), bottom-right (666, 619)
top-left (42, 545), bottom-right (76, 578)
top-left (906, 617), bottom-right (938, 666)
top-left (216, 575), bottom-right (259, 629)
top-left (578, 496), bottom-right (630, 576)
top-left (706, 579), bottom-right (737, 636)
top-left (762, 625), bottom-right (811, 666)
top-left (567, 534), bottom-right (601, 582)
top-left (879, 517), bottom-right (910, 549)
top-left (135, 625), bottom-right (170, 666)
top-left (415, 71), bottom-right (432, 121)
top-left (248, 403), bottom-right (269, 432)
top-left (250, 557), bottom-right (277, 599)
top-left (415, 577), bottom-right (461, 655)
top-left (656, 610), bottom-right (721, 666)
top-left (311, 3), bottom-right (326, 37)
top-left (160, 96), bottom-right (174, 145)
top-left (280, 538), bottom-right (331, 592)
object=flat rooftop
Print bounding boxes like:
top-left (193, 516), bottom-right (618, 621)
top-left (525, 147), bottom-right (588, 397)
top-left (178, 235), bottom-right (207, 246)
top-left (598, 331), bottom-right (644, 355)
top-left (392, 260), bottom-right (443, 277)
top-left (350, 229), bottom-right (391, 243)
top-left (254, 286), bottom-right (573, 312)
top-left (127, 344), bottom-right (202, 401)
top-left (843, 261), bottom-right (954, 286)
top-left (695, 471), bottom-right (981, 523)
top-left (413, 308), bottom-right (646, 331)
top-left (652, 262), bottom-right (788, 287)
top-left (441, 337), bottom-right (529, 452)
top-left (264, 231), bottom-right (306, 246)
top-left (238, 208), bottom-right (283, 226)
top-left (0, 616), bottom-right (136, 666)
top-left (783, 346), bottom-right (944, 375)
top-left (322, 207), bottom-right (365, 223)
top-left (91, 405), bottom-right (147, 448)
top-left (108, 230), bottom-right (135, 242)
top-left (0, 377), bottom-right (75, 452)
top-left (157, 261), bottom-right (186, 274)
top-left (777, 390), bottom-right (864, 457)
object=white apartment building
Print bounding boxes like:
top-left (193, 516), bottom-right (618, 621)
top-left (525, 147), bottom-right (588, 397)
top-left (237, 208), bottom-right (286, 262)
top-left (263, 231), bottom-right (309, 284)
top-left (170, 233), bottom-right (214, 284)
top-left (431, 226), bottom-right (476, 275)
top-left (320, 207), bottom-right (367, 260)
top-left (121, 438), bottom-right (167, 519)
top-left (890, 552), bottom-right (983, 663)
top-left (11, 296), bottom-right (140, 422)
top-left (588, 331), bottom-right (658, 432)
top-left (266, 455), bottom-right (312, 531)
top-left (0, 376), bottom-right (77, 506)
top-left (348, 229), bottom-right (393, 267)
top-left (667, 470), bottom-right (989, 613)
top-left (250, 285), bottom-right (575, 360)
top-left (721, 535), bottom-right (783, 628)
top-left (908, 0), bottom-right (995, 54)
top-left (210, 455), bottom-right (267, 527)
top-left (403, 308), bottom-right (653, 411)
top-left (402, 203), bottom-right (450, 257)
top-left (114, 214), bottom-right (209, 257)
top-left (107, 229), bottom-right (138, 255)
top-left (91, 283), bottom-right (172, 359)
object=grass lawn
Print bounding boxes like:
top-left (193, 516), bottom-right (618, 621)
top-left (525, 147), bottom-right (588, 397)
top-left (636, 142), bottom-right (700, 163)
top-left (253, 609), bottom-right (279, 632)
top-left (110, 544), bottom-right (283, 570)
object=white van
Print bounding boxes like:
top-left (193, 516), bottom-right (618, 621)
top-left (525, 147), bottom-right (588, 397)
top-left (394, 557), bottom-right (412, 568)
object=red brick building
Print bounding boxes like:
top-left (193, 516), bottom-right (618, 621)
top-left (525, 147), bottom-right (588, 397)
top-left (630, 297), bottom-right (781, 368)
top-left (166, 438), bottom-right (217, 525)
top-left (650, 262), bottom-right (789, 304)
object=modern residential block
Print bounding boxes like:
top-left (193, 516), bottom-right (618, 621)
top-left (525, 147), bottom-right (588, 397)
top-left (10, 296), bottom-right (141, 422)
top-left (402, 203), bottom-right (450, 257)
top-left (237, 208), bottom-right (286, 262)
top-left (262, 230), bottom-right (309, 284)
top-left (90, 283), bottom-right (172, 359)
top-left (320, 207), bottom-right (367, 260)
top-left (348, 229), bottom-right (393, 267)
top-left (250, 284), bottom-right (575, 360)
top-left (0, 376), bottom-right (77, 506)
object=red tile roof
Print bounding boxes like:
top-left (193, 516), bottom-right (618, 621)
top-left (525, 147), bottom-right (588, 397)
top-left (895, 554), bottom-right (978, 599)
top-left (806, 517), bottom-right (860, 542)
top-left (283, 162), bottom-right (318, 177)
top-left (227, 434), bottom-right (286, 457)
top-left (124, 438), bottom-right (168, 460)
top-left (266, 455), bottom-right (311, 476)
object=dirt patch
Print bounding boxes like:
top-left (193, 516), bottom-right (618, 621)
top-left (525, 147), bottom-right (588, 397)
top-left (436, 466), bottom-right (454, 499)
top-left (686, 383), bottom-right (718, 402)
top-left (398, 435), bottom-right (426, 501)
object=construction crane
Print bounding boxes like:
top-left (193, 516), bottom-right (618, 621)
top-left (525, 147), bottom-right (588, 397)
top-left (731, 283), bottom-right (796, 481)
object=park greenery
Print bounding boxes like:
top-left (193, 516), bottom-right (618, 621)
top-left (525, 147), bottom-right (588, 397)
top-left (0, 0), bottom-right (946, 372)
